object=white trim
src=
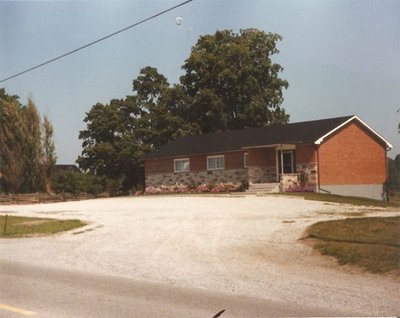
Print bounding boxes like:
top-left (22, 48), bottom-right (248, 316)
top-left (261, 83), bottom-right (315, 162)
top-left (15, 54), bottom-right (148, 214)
top-left (173, 158), bottom-right (190, 173)
top-left (242, 143), bottom-right (298, 150)
top-left (207, 155), bottom-right (225, 171)
top-left (314, 115), bottom-right (393, 150)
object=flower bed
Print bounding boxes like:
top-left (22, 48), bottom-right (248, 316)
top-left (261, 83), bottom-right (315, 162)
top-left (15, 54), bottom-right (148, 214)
top-left (286, 185), bottom-right (316, 192)
top-left (143, 183), bottom-right (243, 195)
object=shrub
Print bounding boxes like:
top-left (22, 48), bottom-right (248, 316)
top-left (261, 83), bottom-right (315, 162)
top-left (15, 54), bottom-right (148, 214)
top-left (52, 171), bottom-right (107, 195)
top-left (298, 170), bottom-right (309, 187)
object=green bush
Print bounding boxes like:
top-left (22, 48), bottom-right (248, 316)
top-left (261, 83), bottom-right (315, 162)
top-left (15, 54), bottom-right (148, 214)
top-left (51, 171), bottom-right (107, 195)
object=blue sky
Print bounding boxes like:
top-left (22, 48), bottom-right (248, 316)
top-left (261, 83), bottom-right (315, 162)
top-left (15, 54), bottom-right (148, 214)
top-left (1, 0), bottom-right (399, 163)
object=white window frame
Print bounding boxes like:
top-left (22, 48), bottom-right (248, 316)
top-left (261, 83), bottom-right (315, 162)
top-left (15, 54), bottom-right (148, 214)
top-left (174, 158), bottom-right (190, 173)
top-left (244, 153), bottom-right (248, 168)
top-left (207, 155), bottom-right (225, 171)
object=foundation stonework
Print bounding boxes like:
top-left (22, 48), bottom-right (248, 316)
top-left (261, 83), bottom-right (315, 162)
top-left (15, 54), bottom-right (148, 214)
top-left (145, 168), bottom-right (248, 188)
top-left (280, 174), bottom-right (299, 191)
top-left (145, 161), bottom-right (318, 192)
top-left (280, 162), bottom-right (318, 191)
top-left (248, 165), bottom-right (277, 183)
top-left (296, 162), bottom-right (318, 185)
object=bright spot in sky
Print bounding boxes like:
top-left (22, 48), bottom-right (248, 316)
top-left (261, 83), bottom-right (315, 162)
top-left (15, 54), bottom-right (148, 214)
top-left (176, 17), bottom-right (183, 25)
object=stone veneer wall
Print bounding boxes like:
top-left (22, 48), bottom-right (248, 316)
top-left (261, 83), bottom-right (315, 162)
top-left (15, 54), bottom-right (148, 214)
top-left (280, 162), bottom-right (318, 191)
top-left (280, 174), bottom-right (298, 191)
top-left (248, 165), bottom-right (277, 183)
top-left (145, 168), bottom-right (248, 188)
top-left (296, 162), bottom-right (318, 185)
top-left (146, 161), bottom-right (318, 190)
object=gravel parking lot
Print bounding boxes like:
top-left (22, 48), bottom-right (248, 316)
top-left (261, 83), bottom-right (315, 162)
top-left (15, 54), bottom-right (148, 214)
top-left (1, 195), bottom-right (399, 316)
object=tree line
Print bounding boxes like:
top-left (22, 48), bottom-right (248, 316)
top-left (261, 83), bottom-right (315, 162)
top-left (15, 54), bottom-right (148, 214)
top-left (0, 88), bottom-right (56, 193)
top-left (77, 29), bottom-right (290, 191)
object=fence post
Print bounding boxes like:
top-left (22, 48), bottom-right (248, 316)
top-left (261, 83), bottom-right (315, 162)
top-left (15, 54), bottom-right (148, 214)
top-left (3, 214), bottom-right (8, 234)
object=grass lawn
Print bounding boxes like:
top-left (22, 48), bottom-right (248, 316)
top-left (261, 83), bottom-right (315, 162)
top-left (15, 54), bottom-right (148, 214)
top-left (284, 192), bottom-right (398, 208)
top-left (0, 215), bottom-right (86, 238)
top-left (306, 216), bottom-right (400, 274)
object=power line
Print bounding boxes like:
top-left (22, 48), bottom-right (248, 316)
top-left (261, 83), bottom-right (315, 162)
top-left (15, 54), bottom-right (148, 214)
top-left (0, 0), bottom-right (193, 83)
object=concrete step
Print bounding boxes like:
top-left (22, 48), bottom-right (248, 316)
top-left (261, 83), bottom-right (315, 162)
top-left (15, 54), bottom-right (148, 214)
top-left (246, 183), bottom-right (280, 194)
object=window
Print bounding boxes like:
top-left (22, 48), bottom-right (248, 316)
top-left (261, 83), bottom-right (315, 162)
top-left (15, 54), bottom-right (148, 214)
top-left (207, 155), bottom-right (225, 170)
top-left (244, 153), bottom-right (248, 168)
top-left (174, 158), bottom-right (190, 173)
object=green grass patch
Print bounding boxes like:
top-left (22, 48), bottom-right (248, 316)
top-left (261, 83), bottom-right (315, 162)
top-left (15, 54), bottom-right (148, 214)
top-left (284, 192), bottom-right (398, 207)
top-left (307, 216), bottom-right (400, 274)
top-left (0, 215), bottom-right (86, 238)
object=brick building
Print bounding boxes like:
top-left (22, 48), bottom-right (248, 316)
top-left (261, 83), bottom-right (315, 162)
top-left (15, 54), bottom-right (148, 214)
top-left (144, 116), bottom-right (392, 200)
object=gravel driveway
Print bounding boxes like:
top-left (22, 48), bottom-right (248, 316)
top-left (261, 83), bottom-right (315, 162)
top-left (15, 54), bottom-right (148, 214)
top-left (1, 195), bottom-right (399, 316)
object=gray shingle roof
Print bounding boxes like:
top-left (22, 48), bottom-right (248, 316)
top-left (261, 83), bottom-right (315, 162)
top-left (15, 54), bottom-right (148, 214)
top-left (145, 115), bottom-right (354, 159)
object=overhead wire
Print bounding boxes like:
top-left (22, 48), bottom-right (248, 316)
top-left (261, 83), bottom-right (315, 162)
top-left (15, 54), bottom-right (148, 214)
top-left (0, 0), bottom-right (193, 83)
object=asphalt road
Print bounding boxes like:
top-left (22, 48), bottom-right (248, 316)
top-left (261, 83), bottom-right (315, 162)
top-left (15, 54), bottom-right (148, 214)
top-left (0, 260), bottom-right (344, 318)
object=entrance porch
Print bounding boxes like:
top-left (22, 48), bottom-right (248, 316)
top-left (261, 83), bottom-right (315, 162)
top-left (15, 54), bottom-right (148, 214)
top-left (244, 144), bottom-right (317, 192)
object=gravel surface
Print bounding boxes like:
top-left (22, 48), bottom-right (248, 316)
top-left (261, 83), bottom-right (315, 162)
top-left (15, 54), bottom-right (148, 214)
top-left (1, 195), bottom-right (399, 316)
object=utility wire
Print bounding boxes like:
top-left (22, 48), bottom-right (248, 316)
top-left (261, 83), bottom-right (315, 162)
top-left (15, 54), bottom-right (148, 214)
top-left (0, 0), bottom-right (193, 83)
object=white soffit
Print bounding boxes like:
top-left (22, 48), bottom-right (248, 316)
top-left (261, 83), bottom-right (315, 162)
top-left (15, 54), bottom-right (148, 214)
top-left (314, 115), bottom-right (393, 150)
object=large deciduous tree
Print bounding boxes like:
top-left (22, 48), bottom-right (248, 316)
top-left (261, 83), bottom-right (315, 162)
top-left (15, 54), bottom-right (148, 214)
top-left (78, 28), bottom-right (290, 191)
top-left (133, 66), bottom-right (195, 149)
top-left (180, 29), bottom-right (289, 133)
top-left (77, 98), bottom-right (144, 191)
top-left (78, 67), bottom-right (195, 192)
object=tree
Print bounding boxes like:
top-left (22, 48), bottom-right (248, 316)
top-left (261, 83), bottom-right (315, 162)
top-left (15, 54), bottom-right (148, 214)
top-left (180, 29), bottom-right (289, 133)
top-left (78, 29), bottom-right (290, 191)
top-left (42, 115), bottom-right (57, 193)
top-left (77, 99), bottom-right (144, 191)
top-left (21, 98), bottom-right (42, 192)
top-left (78, 67), bottom-right (196, 191)
top-left (0, 89), bottom-right (57, 193)
top-left (388, 154), bottom-right (400, 192)
top-left (0, 90), bottom-right (26, 192)
top-left (133, 67), bottom-right (195, 149)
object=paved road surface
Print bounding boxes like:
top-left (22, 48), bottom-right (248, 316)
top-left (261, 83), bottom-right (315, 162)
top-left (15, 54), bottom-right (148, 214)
top-left (0, 260), bottom-right (346, 318)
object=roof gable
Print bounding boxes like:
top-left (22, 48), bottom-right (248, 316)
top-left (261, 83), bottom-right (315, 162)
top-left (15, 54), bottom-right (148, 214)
top-left (145, 115), bottom-right (392, 159)
top-left (315, 115), bottom-right (393, 149)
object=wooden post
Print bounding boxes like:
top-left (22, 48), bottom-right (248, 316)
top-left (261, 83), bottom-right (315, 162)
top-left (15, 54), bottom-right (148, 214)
top-left (3, 214), bottom-right (8, 234)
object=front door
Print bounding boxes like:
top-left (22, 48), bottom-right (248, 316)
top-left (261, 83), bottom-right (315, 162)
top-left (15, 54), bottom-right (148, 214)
top-left (278, 150), bottom-right (295, 174)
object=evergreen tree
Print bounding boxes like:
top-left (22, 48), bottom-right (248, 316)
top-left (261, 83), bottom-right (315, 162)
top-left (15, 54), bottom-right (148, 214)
top-left (0, 89), bottom-right (57, 193)
top-left (42, 115), bottom-right (57, 193)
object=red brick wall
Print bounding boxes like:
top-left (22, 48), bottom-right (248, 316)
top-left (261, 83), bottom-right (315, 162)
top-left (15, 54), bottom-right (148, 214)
top-left (145, 157), bottom-right (173, 175)
top-left (190, 155), bottom-right (206, 171)
top-left (187, 152), bottom-right (247, 171)
top-left (296, 145), bottom-right (316, 163)
top-left (145, 151), bottom-right (247, 175)
top-left (248, 148), bottom-right (275, 167)
top-left (318, 122), bottom-right (387, 185)
top-left (225, 151), bottom-right (247, 169)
